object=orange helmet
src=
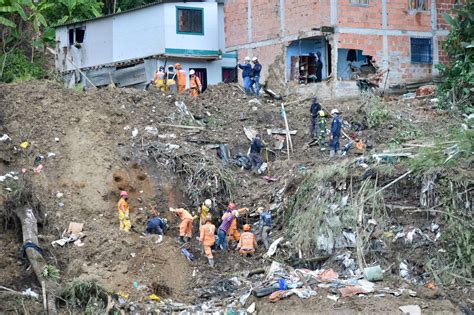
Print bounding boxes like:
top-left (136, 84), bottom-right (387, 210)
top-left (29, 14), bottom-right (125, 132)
top-left (243, 224), bottom-right (250, 231)
top-left (228, 203), bottom-right (236, 211)
top-left (120, 191), bottom-right (128, 198)
top-left (174, 63), bottom-right (181, 69)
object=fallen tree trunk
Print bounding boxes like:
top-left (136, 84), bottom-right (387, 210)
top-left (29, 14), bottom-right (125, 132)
top-left (17, 207), bottom-right (58, 315)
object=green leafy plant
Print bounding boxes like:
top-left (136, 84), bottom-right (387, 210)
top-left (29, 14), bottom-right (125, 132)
top-left (361, 92), bottom-right (392, 129)
top-left (0, 48), bottom-right (45, 82)
top-left (42, 265), bottom-right (60, 281)
top-left (63, 280), bottom-right (110, 315)
top-left (436, 0), bottom-right (474, 114)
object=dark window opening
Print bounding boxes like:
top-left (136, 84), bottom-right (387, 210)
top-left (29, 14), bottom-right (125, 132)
top-left (68, 29), bottom-right (74, 45)
top-left (177, 7), bottom-right (203, 34)
top-left (409, 0), bottom-right (427, 10)
top-left (411, 38), bottom-right (432, 64)
top-left (75, 28), bottom-right (85, 44)
top-left (222, 67), bottom-right (237, 83)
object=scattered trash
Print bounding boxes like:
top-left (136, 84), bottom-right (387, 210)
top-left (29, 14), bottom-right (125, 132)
top-left (54, 137), bottom-right (60, 142)
top-left (148, 294), bottom-right (161, 301)
top-left (132, 128), bottom-right (139, 138)
top-left (145, 126), bottom-right (158, 135)
top-left (425, 282), bottom-right (436, 289)
top-left (20, 141), bottom-right (29, 149)
top-left (47, 152), bottom-right (57, 158)
top-left (363, 265), bottom-right (384, 282)
top-left (399, 305), bottom-right (421, 315)
top-left (416, 85), bottom-right (436, 97)
top-left (327, 294), bottom-right (339, 302)
top-left (265, 237), bottom-right (284, 257)
top-left (56, 192), bottom-right (64, 198)
top-left (52, 222), bottom-right (85, 247)
top-left (0, 134), bottom-right (11, 141)
top-left (21, 288), bottom-right (39, 299)
top-left (338, 286), bottom-right (369, 298)
top-left (181, 248), bottom-right (195, 261)
top-left (246, 302), bottom-right (256, 313)
top-left (402, 92), bottom-right (416, 100)
top-left (33, 164), bottom-right (44, 174)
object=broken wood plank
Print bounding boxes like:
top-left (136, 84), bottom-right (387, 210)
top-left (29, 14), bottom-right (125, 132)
top-left (158, 124), bottom-right (205, 130)
top-left (266, 128), bottom-right (297, 135)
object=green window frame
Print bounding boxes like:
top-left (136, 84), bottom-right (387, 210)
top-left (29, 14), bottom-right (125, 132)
top-left (176, 6), bottom-right (204, 35)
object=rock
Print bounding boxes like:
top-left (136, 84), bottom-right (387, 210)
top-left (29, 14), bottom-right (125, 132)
top-left (415, 85), bottom-right (436, 97)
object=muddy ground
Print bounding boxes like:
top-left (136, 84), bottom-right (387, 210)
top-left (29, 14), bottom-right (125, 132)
top-left (0, 81), bottom-right (472, 314)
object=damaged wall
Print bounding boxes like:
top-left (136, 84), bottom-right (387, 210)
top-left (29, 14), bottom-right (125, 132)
top-left (225, 0), bottom-right (459, 90)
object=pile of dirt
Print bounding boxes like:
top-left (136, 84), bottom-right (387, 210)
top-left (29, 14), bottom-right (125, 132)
top-left (0, 80), bottom-right (470, 313)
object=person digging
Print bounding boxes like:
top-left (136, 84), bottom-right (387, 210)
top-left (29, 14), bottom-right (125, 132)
top-left (170, 207), bottom-right (193, 243)
top-left (197, 215), bottom-right (216, 267)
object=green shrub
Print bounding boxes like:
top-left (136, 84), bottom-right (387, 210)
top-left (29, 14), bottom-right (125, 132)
top-left (0, 49), bottom-right (45, 83)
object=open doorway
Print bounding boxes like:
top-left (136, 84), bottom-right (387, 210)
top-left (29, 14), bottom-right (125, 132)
top-left (193, 68), bottom-right (208, 92)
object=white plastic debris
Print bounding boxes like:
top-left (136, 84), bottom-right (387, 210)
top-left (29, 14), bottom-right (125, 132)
top-left (54, 137), bottom-right (60, 142)
top-left (0, 176), bottom-right (6, 182)
top-left (246, 302), bottom-right (256, 314)
top-left (131, 128), bottom-right (139, 138)
top-left (399, 305), bottom-right (421, 315)
top-left (265, 237), bottom-right (284, 257)
top-left (400, 262), bottom-right (410, 279)
top-left (327, 294), bottom-right (339, 302)
top-left (56, 192), bottom-right (64, 198)
top-left (21, 288), bottom-right (39, 299)
top-left (47, 152), bottom-right (56, 158)
top-left (145, 126), bottom-right (158, 135)
top-left (123, 125), bottom-right (131, 131)
top-left (0, 134), bottom-right (11, 141)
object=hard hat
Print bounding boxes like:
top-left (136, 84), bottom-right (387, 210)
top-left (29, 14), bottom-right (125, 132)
top-left (331, 108), bottom-right (340, 115)
top-left (204, 199), bottom-right (212, 207)
top-left (163, 218), bottom-right (168, 224)
top-left (228, 202), bottom-right (236, 211)
top-left (232, 210), bottom-right (239, 217)
top-left (189, 69), bottom-right (195, 75)
top-left (205, 215), bottom-right (212, 222)
top-left (257, 207), bottom-right (264, 213)
top-left (174, 63), bottom-right (181, 68)
top-left (312, 96), bottom-right (318, 102)
top-left (159, 66), bottom-right (165, 70)
top-left (120, 191), bottom-right (128, 197)
top-left (243, 224), bottom-right (250, 231)
top-left (252, 57), bottom-right (258, 62)
top-left (244, 56), bottom-right (251, 61)
top-left (319, 110), bottom-right (325, 117)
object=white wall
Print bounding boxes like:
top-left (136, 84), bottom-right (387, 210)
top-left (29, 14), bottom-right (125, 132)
top-left (163, 2), bottom-right (219, 52)
top-left (112, 5), bottom-right (165, 61)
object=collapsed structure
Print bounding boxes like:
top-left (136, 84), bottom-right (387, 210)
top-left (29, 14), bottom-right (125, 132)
top-left (224, 0), bottom-right (458, 94)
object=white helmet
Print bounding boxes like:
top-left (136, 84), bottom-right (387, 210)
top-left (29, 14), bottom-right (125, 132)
top-left (232, 210), bottom-right (239, 217)
top-left (204, 199), bottom-right (212, 207)
top-left (189, 69), bottom-right (195, 75)
top-left (252, 57), bottom-right (258, 62)
top-left (244, 56), bottom-right (251, 61)
top-left (331, 108), bottom-right (340, 115)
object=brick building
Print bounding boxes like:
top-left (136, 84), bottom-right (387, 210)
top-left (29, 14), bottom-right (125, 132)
top-left (224, 0), bottom-right (459, 90)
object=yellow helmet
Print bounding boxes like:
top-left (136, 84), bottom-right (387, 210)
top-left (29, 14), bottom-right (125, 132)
top-left (319, 110), bottom-right (325, 117)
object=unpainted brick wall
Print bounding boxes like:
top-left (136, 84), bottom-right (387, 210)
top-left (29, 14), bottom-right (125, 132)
top-left (338, 1), bottom-right (382, 28)
top-left (224, 0), bottom-right (249, 47)
top-left (386, 0), bottom-right (431, 31)
top-left (284, 0), bottom-right (331, 35)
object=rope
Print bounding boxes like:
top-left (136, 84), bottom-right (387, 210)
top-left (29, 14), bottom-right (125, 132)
top-left (22, 241), bottom-right (44, 258)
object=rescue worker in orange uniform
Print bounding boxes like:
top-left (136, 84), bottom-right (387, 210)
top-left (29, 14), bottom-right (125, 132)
top-left (237, 224), bottom-right (257, 256)
top-left (117, 191), bottom-right (131, 232)
top-left (222, 203), bottom-right (240, 244)
top-left (197, 215), bottom-right (216, 266)
top-left (175, 63), bottom-right (187, 93)
top-left (189, 69), bottom-right (202, 97)
top-left (170, 207), bottom-right (193, 243)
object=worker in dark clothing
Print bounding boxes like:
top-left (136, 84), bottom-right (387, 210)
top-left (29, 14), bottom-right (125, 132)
top-left (315, 51), bottom-right (323, 82)
top-left (145, 215), bottom-right (168, 243)
top-left (249, 134), bottom-right (263, 172)
top-left (310, 97), bottom-right (322, 139)
top-left (251, 57), bottom-right (262, 97)
top-left (330, 108), bottom-right (342, 158)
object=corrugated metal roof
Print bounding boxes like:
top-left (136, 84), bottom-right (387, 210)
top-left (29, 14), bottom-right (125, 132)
top-left (54, 0), bottom-right (205, 28)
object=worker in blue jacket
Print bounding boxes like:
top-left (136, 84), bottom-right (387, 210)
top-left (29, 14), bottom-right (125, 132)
top-left (239, 56), bottom-right (254, 96)
top-left (251, 57), bottom-right (262, 97)
top-left (330, 108), bottom-right (342, 158)
top-left (145, 215), bottom-right (167, 243)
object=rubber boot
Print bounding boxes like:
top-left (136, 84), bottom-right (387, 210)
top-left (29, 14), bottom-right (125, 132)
top-left (179, 236), bottom-right (185, 244)
top-left (208, 258), bottom-right (215, 267)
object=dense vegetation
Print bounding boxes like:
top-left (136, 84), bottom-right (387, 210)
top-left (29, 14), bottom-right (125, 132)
top-left (0, 0), bottom-right (156, 82)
